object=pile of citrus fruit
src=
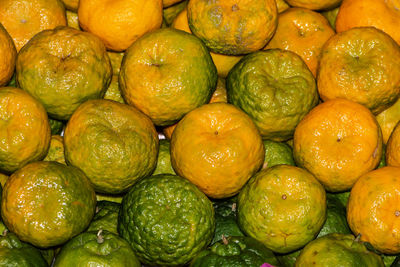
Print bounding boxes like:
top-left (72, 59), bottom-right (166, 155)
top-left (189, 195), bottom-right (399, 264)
top-left (1, 0), bottom-right (400, 266)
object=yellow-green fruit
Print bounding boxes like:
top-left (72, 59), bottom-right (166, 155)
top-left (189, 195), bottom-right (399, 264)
top-left (238, 165), bottom-right (326, 254)
top-left (64, 99), bottom-right (159, 194)
top-left (16, 26), bottom-right (112, 120)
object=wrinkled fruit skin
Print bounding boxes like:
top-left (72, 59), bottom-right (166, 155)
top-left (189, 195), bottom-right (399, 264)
top-left (118, 174), bottom-right (215, 266)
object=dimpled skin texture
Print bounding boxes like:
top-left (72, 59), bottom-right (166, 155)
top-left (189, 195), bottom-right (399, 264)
top-left (227, 49), bottom-right (318, 141)
top-left (0, 87), bottom-right (51, 174)
top-left (187, 0), bottom-right (278, 55)
top-left (386, 122), bottom-right (400, 167)
top-left (285, 0), bottom-right (341, 10)
top-left (295, 234), bottom-right (384, 267)
top-left (118, 174), bottom-right (215, 266)
top-left (237, 165), bottom-right (326, 254)
top-left (16, 26), bottom-right (112, 120)
top-left (317, 27), bottom-right (400, 115)
top-left (64, 99), bottom-right (159, 194)
top-left (119, 28), bottom-right (217, 126)
top-left (347, 167), bottom-right (400, 254)
top-left (0, 0), bottom-right (67, 51)
top-left (293, 99), bottom-right (383, 192)
top-left (0, 23), bottom-right (16, 86)
top-left (1, 161), bottom-right (96, 248)
top-left (171, 103), bottom-right (265, 199)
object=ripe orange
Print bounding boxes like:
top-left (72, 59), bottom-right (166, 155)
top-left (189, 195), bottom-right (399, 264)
top-left (265, 8), bottom-right (335, 77)
top-left (171, 103), bottom-right (264, 199)
top-left (187, 0), bottom-right (278, 55)
top-left (0, 23), bottom-right (16, 87)
top-left (347, 166), bottom-right (400, 254)
top-left (317, 27), bottom-right (400, 114)
top-left (294, 99), bottom-right (382, 192)
top-left (0, 0), bottom-right (67, 51)
top-left (285, 0), bottom-right (341, 10)
top-left (376, 98), bottom-right (400, 144)
top-left (336, 0), bottom-right (400, 45)
top-left (78, 0), bottom-right (163, 51)
top-left (386, 121), bottom-right (400, 167)
top-left (0, 87), bottom-right (51, 174)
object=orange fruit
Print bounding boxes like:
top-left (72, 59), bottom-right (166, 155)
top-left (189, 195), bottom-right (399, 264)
top-left (162, 77), bottom-right (226, 139)
top-left (285, 0), bottom-right (341, 11)
top-left (119, 28), bottom-right (217, 126)
top-left (16, 26), bottom-right (112, 120)
top-left (0, 23), bottom-right (16, 87)
top-left (294, 99), bottom-right (382, 192)
top-left (386, 121), bottom-right (400, 167)
top-left (237, 165), bottom-right (326, 253)
top-left (0, 173), bottom-right (7, 187)
top-left (187, 0), bottom-right (278, 55)
top-left (0, 87), bottom-right (51, 174)
top-left (347, 166), bottom-right (400, 254)
top-left (265, 8), bottom-right (335, 77)
top-left (78, 0), bottom-right (163, 51)
top-left (317, 27), bottom-right (400, 115)
top-left (64, 99), bottom-right (159, 194)
top-left (171, 7), bottom-right (242, 78)
top-left (171, 103), bottom-right (264, 199)
top-left (0, 0), bottom-right (67, 51)
top-left (163, 0), bottom-right (188, 26)
top-left (336, 0), bottom-right (400, 45)
top-left (376, 98), bottom-right (400, 144)
top-left (1, 161), bottom-right (96, 248)
top-left (227, 49), bottom-right (318, 141)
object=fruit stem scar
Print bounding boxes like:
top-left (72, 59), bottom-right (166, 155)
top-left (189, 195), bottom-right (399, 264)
top-left (395, 210), bottom-right (400, 217)
top-left (97, 229), bottom-right (104, 244)
top-left (222, 234), bottom-right (228, 245)
top-left (282, 194), bottom-right (287, 200)
top-left (232, 4), bottom-right (239, 11)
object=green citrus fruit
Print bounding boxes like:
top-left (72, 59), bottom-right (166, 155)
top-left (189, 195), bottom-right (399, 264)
top-left (118, 174), bottom-right (215, 266)
top-left (96, 193), bottom-right (124, 204)
top-left (54, 230), bottom-right (141, 267)
top-left (211, 197), bottom-right (244, 245)
top-left (153, 139), bottom-right (176, 176)
top-left (227, 49), bottom-right (318, 141)
top-left (190, 236), bottom-right (280, 267)
top-left (119, 27), bottom-right (217, 126)
top-left (0, 87), bottom-right (51, 174)
top-left (64, 99), bottom-right (159, 194)
top-left (87, 200), bottom-right (120, 235)
top-left (317, 194), bottom-right (351, 238)
top-left (237, 165), bottom-right (326, 254)
top-left (43, 135), bottom-right (66, 164)
top-left (0, 231), bottom-right (47, 267)
top-left (1, 161), bottom-right (96, 248)
top-left (262, 139), bottom-right (295, 169)
top-left (16, 26), bottom-right (112, 120)
top-left (295, 233), bottom-right (384, 266)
